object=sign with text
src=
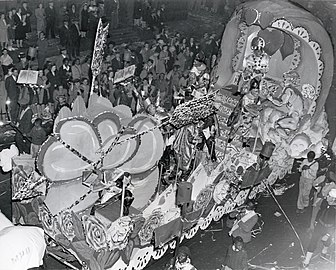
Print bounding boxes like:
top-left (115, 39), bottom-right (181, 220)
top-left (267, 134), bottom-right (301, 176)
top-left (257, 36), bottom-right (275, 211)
top-left (114, 65), bottom-right (136, 84)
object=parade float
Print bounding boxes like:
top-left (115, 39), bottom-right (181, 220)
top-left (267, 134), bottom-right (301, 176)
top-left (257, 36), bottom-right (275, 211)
top-left (4, 1), bottom-right (334, 269)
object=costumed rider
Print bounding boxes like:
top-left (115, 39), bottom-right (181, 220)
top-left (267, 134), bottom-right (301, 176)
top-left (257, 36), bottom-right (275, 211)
top-left (228, 77), bottom-right (262, 147)
top-left (265, 70), bottom-right (303, 133)
top-left (239, 36), bottom-right (269, 95)
top-left (190, 52), bottom-right (209, 99)
top-left (228, 200), bottom-right (258, 244)
top-left (302, 188), bottom-right (336, 268)
top-left (240, 141), bottom-right (274, 190)
top-left (100, 172), bottom-right (134, 216)
top-left (166, 246), bottom-right (197, 270)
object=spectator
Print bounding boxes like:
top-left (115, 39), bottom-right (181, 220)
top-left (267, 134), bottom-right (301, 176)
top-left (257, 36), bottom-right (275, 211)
top-left (58, 57), bottom-right (71, 88)
top-left (140, 42), bottom-right (151, 64)
top-left (177, 48), bottom-right (187, 71)
top-left (133, 0), bottom-right (142, 27)
top-left (188, 37), bottom-right (197, 55)
top-left (0, 48), bottom-right (13, 75)
top-left (80, 3), bottom-right (89, 38)
top-left (35, 3), bottom-right (46, 38)
top-left (46, 63), bottom-right (58, 114)
top-left (36, 69), bottom-right (50, 116)
top-left (81, 55), bottom-right (91, 80)
top-left (36, 31), bottom-right (48, 69)
top-left (302, 189), bottom-right (336, 268)
top-left (6, 10), bottom-right (15, 49)
top-left (68, 78), bottom-right (80, 105)
top-left (45, 1), bottom-right (56, 39)
top-left (16, 52), bottom-right (28, 72)
top-left (55, 47), bottom-right (69, 69)
top-left (69, 19), bottom-right (81, 59)
top-left (22, 1), bottom-right (32, 38)
top-left (221, 236), bottom-right (248, 270)
top-left (157, 44), bottom-right (169, 75)
top-left (107, 70), bottom-right (117, 105)
top-left (27, 118), bottom-right (47, 158)
top-left (111, 51), bottom-right (123, 72)
top-left (79, 77), bottom-right (90, 106)
top-left (110, 0), bottom-right (119, 29)
top-left (15, 94), bottom-right (33, 154)
top-left (69, 4), bottom-right (78, 22)
top-left (53, 84), bottom-right (68, 108)
top-left (59, 20), bottom-right (71, 58)
top-left (229, 201), bottom-right (258, 243)
top-left (71, 58), bottom-right (82, 81)
top-left (59, 5), bottom-right (69, 26)
top-left (296, 151), bottom-right (318, 214)
top-left (0, 13), bottom-right (8, 50)
top-left (13, 7), bottom-right (25, 48)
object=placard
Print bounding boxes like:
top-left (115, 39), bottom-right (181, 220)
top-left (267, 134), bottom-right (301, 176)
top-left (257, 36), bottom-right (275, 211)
top-left (114, 65), bottom-right (136, 84)
top-left (17, 70), bottom-right (38, 85)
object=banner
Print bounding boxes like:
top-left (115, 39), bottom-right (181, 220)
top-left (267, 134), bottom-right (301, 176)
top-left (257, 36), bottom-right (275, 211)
top-left (214, 88), bottom-right (240, 160)
top-left (91, 19), bottom-right (109, 77)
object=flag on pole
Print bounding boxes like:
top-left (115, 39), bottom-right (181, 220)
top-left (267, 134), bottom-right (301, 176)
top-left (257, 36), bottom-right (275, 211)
top-left (90, 19), bottom-right (109, 96)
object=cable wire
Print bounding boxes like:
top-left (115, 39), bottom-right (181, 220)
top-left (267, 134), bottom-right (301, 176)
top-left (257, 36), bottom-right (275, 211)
top-left (264, 181), bottom-right (305, 256)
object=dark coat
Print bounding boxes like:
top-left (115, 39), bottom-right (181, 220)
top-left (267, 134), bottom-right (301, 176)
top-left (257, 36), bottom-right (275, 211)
top-left (59, 25), bottom-right (71, 47)
top-left (5, 75), bottom-right (19, 102)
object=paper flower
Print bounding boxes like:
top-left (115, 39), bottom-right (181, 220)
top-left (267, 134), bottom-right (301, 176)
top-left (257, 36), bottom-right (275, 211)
top-left (38, 204), bottom-right (58, 238)
top-left (58, 210), bottom-right (76, 242)
top-left (138, 210), bottom-right (164, 245)
top-left (193, 186), bottom-right (213, 211)
top-left (106, 216), bottom-right (133, 250)
top-left (82, 215), bottom-right (107, 251)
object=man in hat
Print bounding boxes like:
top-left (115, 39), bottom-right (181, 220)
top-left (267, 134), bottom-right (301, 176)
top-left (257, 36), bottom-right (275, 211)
top-left (302, 188), bottom-right (336, 268)
top-left (55, 47), bottom-right (69, 69)
top-left (69, 19), bottom-right (81, 59)
top-left (59, 20), bottom-right (71, 59)
top-left (16, 52), bottom-right (29, 72)
top-left (240, 142), bottom-right (274, 189)
top-left (166, 245), bottom-right (197, 270)
top-left (45, 1), bottom-right (56, 39)
top-left (229, 201), bottom-right (259, 243)
top-left (297, 151), bottom-right (319, 214)
top-left (5, 67), bottom-right (19, 123)
top-left (111, 51), bottom-right (124, 72)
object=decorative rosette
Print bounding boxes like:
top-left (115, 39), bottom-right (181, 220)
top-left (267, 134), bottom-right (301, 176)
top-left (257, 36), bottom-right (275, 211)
top-left (82, 215), bottom-right (107, 251)
top-left (58, 209), bottom-right (76, 242)
top-left (301, 84), bottom-right (317, 100)
top-left (106, 216), bottom-right (133, 251)
top-left (193, 186), bottom-right (214, 212)
top-left (213, 181), bottom-right (230, 204)
top-left (138, 210), bottom-right (164, 245)
top-left (38, 204), bottom-right (59, 238)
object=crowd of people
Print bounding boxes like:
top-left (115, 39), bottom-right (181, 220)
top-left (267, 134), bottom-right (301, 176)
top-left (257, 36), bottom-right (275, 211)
top-left (0, 0), bottom-right (221, 166)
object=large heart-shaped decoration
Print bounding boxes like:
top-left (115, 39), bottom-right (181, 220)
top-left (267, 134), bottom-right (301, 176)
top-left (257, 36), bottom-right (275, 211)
top-left (119, 115), bottom-right (164, 174)
top-left (258, 28), bottom-right (284, 56)
top-left (38, 110), bottom-right (164, 182)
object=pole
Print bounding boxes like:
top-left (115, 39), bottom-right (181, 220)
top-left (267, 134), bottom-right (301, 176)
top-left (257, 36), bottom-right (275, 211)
top-left (120, 179), bottom-right (126, 218)
top-left (89, 75), bottom-right (96, 99)
top-left (252, 115), bottom-right (261, 154)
